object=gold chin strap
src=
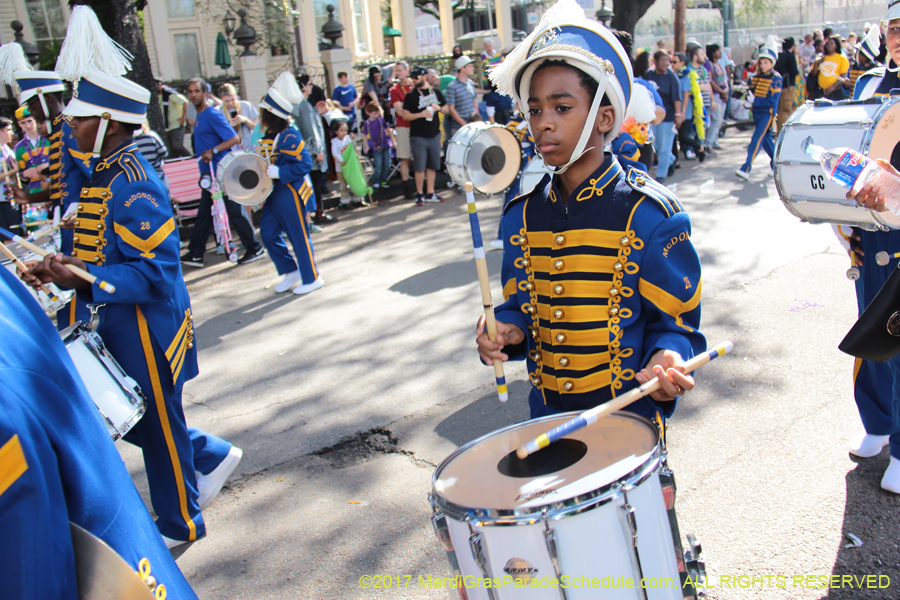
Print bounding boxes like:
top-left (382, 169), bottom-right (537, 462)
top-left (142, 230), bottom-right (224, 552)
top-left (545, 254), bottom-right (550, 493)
top-left (92, 112), bottom-right (111, 158)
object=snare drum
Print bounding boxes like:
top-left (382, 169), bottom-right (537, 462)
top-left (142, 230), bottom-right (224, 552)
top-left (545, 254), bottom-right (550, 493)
top-left (775, 97), bottom-right (900, 230)
top-left (215, 150), bottom-right (273, 206)
top-left (519, 157), bottom-right (553, 197)
top-left (60, 322), bottom-right (146, 441)
top-left (430, 413), bottom-right (696, 600)
top-left (2, 232), bottom-right (75, 316)
top-left (447, 123), bottom-right (522, 195)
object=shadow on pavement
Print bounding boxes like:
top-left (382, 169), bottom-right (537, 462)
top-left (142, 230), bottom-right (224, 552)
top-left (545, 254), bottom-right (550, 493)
top-left (389, 252), bottom-right (503, 297)
top-left (434, 379), bottom-right (531, 448)
top-left (829, 452), bottom-right (900, 599)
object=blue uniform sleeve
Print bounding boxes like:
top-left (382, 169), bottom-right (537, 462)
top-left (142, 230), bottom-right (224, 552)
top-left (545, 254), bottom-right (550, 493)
top-left (85, 179), bottom-right (181, 305)
top-left (637, 210), bottom-right (706, 371)
top-left (274, 129), bottom-right (313, 185)
top-left (770, 73), bottom-right (782, 106)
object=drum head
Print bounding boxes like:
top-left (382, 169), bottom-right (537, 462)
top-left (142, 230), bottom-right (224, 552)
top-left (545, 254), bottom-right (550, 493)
top-left (447, 123), bottom-right (522, 195)
top-left (434, 412), bottom-right (658, 513)
top-left (217, 151), bottom-right (273, 206)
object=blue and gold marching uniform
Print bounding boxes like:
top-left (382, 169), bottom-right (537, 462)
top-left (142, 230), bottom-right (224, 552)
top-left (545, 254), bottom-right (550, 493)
top-left (738, 69), bottom-right (782, 175)
top-left (259, 127), bottom-right (319, 283)
top-left (842, 64), bottom-right (900, 463)
top-left (49, 112), bottom-right (93, 330)
top-left (73, 140), bottom-right (232, 541)
top-left (495, 154), bottom-right (706, 421)
top-left (0, 266), bottom-right (197, 599)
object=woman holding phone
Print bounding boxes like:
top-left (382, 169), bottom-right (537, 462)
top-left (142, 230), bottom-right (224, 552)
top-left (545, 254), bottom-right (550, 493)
top-left (218, 83), bottom-right (259, 151)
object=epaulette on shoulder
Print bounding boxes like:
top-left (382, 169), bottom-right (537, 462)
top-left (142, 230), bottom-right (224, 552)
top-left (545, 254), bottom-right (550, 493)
top-left (118, 150), bottom-right (150, 183)
top-left (861, 66), bottom-right (886, 79)
top-left (625, 166), bottom-right (683, 218)
top-left (502, 172), bottom-right (551, 215)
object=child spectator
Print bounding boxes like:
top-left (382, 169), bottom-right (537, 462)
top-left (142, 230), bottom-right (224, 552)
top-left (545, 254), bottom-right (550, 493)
top-left (360, 102), bottom-right (393, 189)
top-left (330, 120), bottom-right (356, 207)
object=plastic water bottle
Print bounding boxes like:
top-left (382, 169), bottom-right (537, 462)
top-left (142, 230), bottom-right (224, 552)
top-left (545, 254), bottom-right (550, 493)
top-left (804, 137), bottom-right (900, 214)
top-left (699, 177), bottom-right (715, 194)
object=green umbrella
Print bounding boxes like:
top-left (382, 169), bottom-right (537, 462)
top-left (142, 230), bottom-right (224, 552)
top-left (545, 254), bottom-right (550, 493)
top-left (382, 25), bottom-right (402, 37)
top-left (214, 32), bottom-right (232, 70)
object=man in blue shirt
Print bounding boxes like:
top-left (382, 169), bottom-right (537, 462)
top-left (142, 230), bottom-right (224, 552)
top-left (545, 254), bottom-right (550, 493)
top-left (644, 51), bottom-right (683, 182)
top-left (182, 78), bottom-right (265, 267)
top-left (332, 71), bottom-right (358, 132)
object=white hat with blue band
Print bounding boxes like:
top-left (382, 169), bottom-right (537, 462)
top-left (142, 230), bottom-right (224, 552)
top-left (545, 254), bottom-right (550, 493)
top-left (857, 24), bottom-right (882, 61)
top-left (0, 43), bottom-right (65, 134)
top-left (489, 0), bottom-right (632, 174)
top-left (759, 35), bottom-right (779, 63)
top-left (260, 72), bottom-right (303, 121)
top-left (886, 0), bottom-right (900, 22)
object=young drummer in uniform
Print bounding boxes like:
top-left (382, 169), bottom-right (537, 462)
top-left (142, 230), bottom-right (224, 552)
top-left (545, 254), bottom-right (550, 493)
top-left (0, 266), bottom-right (197, 598)
top-left (23, 69), bottom-right (242, 548)
top-left (257, 73), bottom-right (323, 295)
top-left (835, 1), bottom-right (900, 494)
top-left (476, 0), bottom-right (705, 423)
top-left (735, 36), bottom-right (782, 181)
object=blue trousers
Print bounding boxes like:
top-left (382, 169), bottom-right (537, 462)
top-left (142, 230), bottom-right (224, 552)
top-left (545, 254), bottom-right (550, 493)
top-left (370, 148), bottom-right (391, 184)
top-left (853, 229), bottom-right (900, 460)
top-left (652, 121), bottom-right (678, 181)
top-left (104, 306), bottom-right (231, 541)
top-left (740, 108), bottom-right (775, 173)
top-left (259, 183), bottom-right (319, 283)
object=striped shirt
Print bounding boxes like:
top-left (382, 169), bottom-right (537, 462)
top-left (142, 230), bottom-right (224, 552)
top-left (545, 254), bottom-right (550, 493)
top-left (132, 131), bottom-right (168, 179)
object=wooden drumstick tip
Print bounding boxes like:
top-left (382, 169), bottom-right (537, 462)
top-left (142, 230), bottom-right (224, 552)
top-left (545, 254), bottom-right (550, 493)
top-left (516, 446), bottom-right (528, 460)
top-left (463, 182), bottom-right (474, 193)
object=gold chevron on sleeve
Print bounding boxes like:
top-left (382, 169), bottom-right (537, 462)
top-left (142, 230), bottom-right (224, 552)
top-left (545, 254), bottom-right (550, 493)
top-left (114, 218), bottom-right (175, 259)
top-left (279, 140), bottom-right (306, 157)
top-left (638, 277), bottom-right (703, 332)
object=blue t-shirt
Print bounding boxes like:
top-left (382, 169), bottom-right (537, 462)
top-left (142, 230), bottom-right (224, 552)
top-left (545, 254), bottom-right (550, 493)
top-left (643, 69), bottom-right (682, 121)
top-left (332, 84), bottom-right (358, 125)
top-left (193, 104), bottom-right (239, 175)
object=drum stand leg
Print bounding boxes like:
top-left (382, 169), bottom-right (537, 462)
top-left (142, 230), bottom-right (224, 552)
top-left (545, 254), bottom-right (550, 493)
top-left (542, 517), bottom-right (568, 600)
top-left (617, 484), bottom-right (650, 600)
top-left (660, 464), bottom-right (706, 599)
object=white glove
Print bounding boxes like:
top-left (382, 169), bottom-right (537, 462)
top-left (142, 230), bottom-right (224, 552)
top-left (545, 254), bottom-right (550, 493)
top-left (267, 165), bottom-right (280, 179)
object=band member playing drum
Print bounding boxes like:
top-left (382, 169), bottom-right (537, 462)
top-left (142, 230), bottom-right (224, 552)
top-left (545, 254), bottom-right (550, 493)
top-left (838, 1), bottom-right (900, 495)
top-left (0, 266), bottom-right (197, 598)
top-left (22, 70), bottom-right (242, 548)
top-left (476, 0), bottom-right (706, 424)
top-left (257, 74), bottom-right (324, 295)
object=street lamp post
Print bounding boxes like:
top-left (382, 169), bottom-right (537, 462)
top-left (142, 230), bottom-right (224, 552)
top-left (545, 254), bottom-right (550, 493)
top-left (595, 0), bottom-right (614, 28)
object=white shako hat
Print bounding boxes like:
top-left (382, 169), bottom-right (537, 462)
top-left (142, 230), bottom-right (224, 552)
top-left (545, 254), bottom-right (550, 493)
top-left (0, 42), bottom-right (65, 134)
top-left (260, 72), bottom-right (303, 121)
top-left (488, 0), bottom-right (632, 174)
top-left (887, 0), bottom-right (900, 21)
top-left (857, 24), bottom-right (882, 62)
top-left (759, 35), bottom-right (779, 63)
top-left (64, 69), bottom-right (150, 156)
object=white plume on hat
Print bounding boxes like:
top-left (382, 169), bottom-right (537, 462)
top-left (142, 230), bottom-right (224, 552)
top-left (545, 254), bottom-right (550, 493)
top-left (0, 42), bottom-right (31, 87)
top-left (269, 71), bottom-right (303, 105)
top-left (624, 85), bottom-right (657, 124)
top-left (857, 24), bottom-right (882, 61)
top-left (55, 4), bottom-right (133, 81)
top-left (759, 34), bottom-right (779, 63)
top-left (489, 0), bottom-right (580, 98)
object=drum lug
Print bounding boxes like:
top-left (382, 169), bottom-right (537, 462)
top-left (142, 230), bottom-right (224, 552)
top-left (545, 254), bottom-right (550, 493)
top-left (683, 533), bottom-right (706, 598)
top-left (467, 525), bottom-right (498, 600)
top-left (660, 467), bottom-right (706, 599)
top-left (617, 485), bottom-right (650, 600)
top-left (542, 518), bottom-right (568, 600)
top-left (431, 512), bottom-right (453, 553)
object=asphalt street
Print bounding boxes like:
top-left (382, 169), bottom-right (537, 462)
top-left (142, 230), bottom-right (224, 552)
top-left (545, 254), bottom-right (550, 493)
top-left (119, 126), bottom-right (899, 599)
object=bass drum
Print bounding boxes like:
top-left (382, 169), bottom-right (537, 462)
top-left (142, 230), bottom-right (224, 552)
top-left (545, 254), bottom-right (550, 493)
top-left (519, 157), bottom-right (553, 196)
top-left (446, 123), bottom-right (522, 195)
top-left (775, 96), bottom-right (900, 230)
top-left (215, 150), bottom-right (273, 206)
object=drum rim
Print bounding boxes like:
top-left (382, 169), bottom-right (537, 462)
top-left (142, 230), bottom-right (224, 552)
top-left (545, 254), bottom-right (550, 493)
top-left (431, 411), bottom-right (663, 524)
top-left (446, 123), bottom-right (522, 194)
top-left (216, 150), bottom-right (273, 204)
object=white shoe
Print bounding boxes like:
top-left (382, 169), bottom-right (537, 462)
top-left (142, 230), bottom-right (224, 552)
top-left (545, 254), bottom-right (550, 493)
top-left (735, 169), bottom-right (750, 181)
top-left (161, 535), bottom-right (191, 550)
top-left (293, 275), bottom-right (325, 295)
top-left (275, 271), bottom-right (302, 293)
top-left (685, 149), bottom-right (696, 160)
top-left (849, 433), bottom-right (890, 458)
top-left (197, 446), bottom-right (243, 511)
top-left (488, 239), bottom-right (505, 250)
top-left (882, 457), bottom-right (900, 494)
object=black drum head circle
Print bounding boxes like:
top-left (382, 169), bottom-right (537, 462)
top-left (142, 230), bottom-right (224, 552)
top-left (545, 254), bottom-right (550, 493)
top-left (238, 169), bottom-right (260, 190)
top-left (496, 439), bottom-right (588, 478)
top-left (481, 145), bottom-right (506, 175)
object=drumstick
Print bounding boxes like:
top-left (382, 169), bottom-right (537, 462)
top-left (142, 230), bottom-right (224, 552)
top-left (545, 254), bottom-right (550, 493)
top-left (465, 182), bottom-right (508, 403)
top-left (0, 226), bottom-right (116, 294)
top-left (0, 241), bottom-right (60, 302)
top-left (515, 341), bottom-right (735, 459)
top-left (27, 222), bottom-right (60, 241)
top-left (876, 251), bottom-right (900, 266)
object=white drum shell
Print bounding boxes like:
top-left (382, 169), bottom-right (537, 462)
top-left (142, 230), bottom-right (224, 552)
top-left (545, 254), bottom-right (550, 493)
top-left (446, 123), bottom-right (522, 195)
top-left (215, 150), bottom-right (273, 206)
top-left (1, 233), bottom-right (74, 316)
top-left (775, 97), bottom-right (900, 230)
top-left (519, 157), bottom-right (553, 197)
top-left (61, 323), bottom-right (146, 441)
top-left (431, 413), bottom-right (681, 600)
